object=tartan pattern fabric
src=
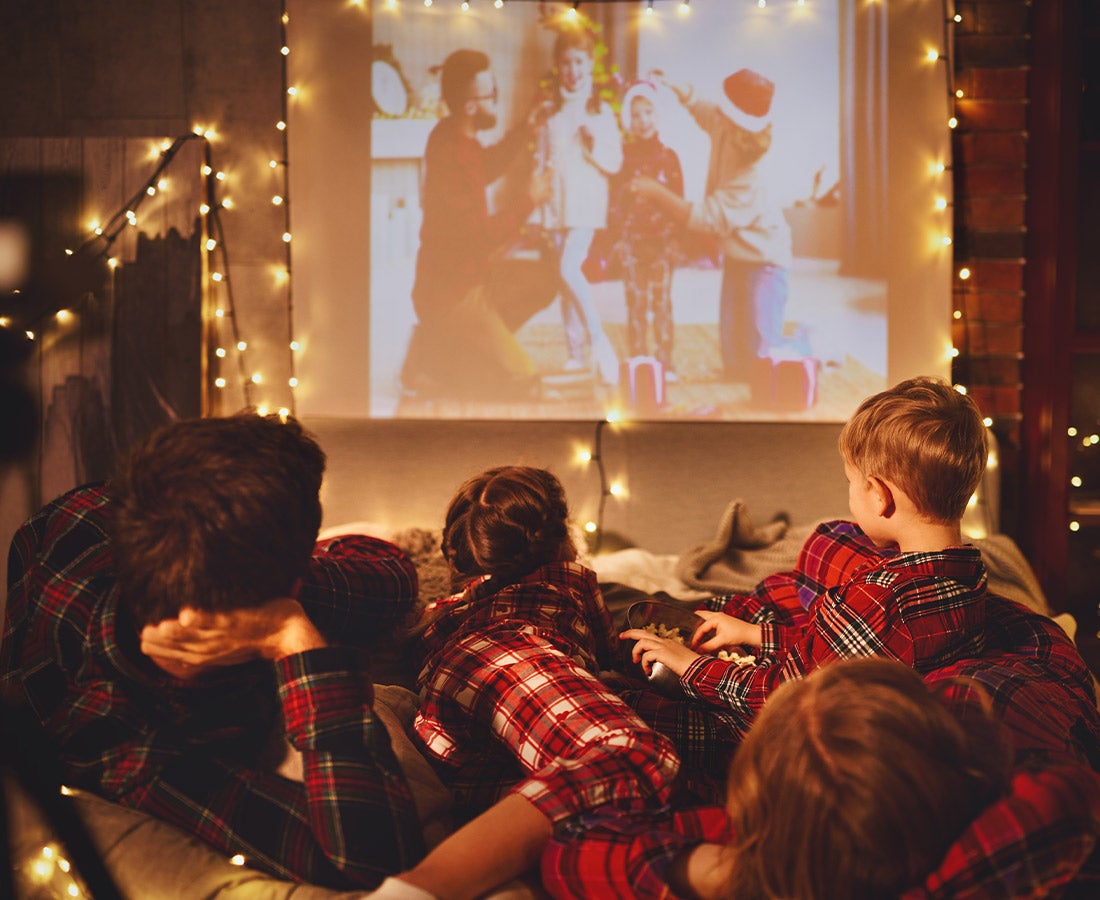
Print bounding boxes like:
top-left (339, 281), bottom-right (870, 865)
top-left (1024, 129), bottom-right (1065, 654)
top-left (684, 520), bottom-right (989, 721)
top-left (1, 483), bottom-right (423, 890)
top-left (414, 562), bottom-right (681, 825)
top-left (541, 764), bottom-right (1100, 900)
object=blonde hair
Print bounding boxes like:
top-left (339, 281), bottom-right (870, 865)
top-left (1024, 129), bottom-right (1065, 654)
top-left (719, 658), bottom-right (1012, 900)
top-left (838, 376), bottom-right (987, 522)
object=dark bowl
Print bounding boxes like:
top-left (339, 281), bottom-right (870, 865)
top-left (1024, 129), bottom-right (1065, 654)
top-left (622, 599), bottom-right (705, 698)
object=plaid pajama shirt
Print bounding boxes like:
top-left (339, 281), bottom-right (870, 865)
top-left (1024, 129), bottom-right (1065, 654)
top-left (548, 522), bottom-right (1100, 898)
top-left (1, 483), bottom-right (424, 889)
top-left (414, 562), bottom-right (681, 826)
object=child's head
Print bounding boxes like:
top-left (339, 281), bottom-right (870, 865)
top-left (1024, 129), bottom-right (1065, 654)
top-left (442, 466), bottom-right (575, 590)
top-left (722, 657), bottom-right (1012, 900)
top-left (553, 25), bottom-right (596, 94)
top-left (622, 82), bottom-right (659, 140)
top-left (838, 376), bottom-right (988, 524)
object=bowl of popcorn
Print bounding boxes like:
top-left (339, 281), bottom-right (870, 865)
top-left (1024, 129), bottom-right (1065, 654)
top-left (622, 599), bottom-right (757, 698)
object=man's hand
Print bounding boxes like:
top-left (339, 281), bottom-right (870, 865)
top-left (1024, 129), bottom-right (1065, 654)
top-left (140, 597), bottom-right (327, 679)
top-left (529, 168), bottom-right (554, 206)
top-left (620, 628), bottom-right (702, 678)
top-left (691, 610), bottom-right (762, 653)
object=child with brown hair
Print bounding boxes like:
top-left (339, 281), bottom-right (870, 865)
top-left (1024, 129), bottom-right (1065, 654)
top-left (372, 466), bottom-right (680, 900)
top-left (543, 656), bottom-right (1100, 899)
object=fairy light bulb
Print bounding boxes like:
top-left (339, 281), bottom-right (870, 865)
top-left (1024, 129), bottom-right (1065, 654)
top-left (577, 448), bottom-right (592, 463)
top-left (237, 340), bottom-right (248, 351)
top-left (959, 267), bottom-right (971, 279)
top-left (251, 373), bottom-right (263, 385)
top-left (584, 521), bottom-right (598, 533)
top-left (216, 347), bottom-right (227, 358)
top-left (608, 481), bottom-right (625, 497)
top-left (212, 272), bottom-right (224, 282)
top-left (215, 377), bottom-right (227, 388)
top-left (290, 340), bottom-right (301, 351)
top-left (289, 377), bottom-right (299, 387)
top-left (206, 238), bottom-right (217, 251)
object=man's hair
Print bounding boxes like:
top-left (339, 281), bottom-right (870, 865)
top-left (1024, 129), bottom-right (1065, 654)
top-left (442, 466), bottom-right (573, 591)
top-left (722, 657), bottom-right (1012, 900)
top-left (110, 412), bottom-right (326, 627)
top-left (838, 376), bottom-right (988, 522)
top-left (440, 48), bottom-right (490, 114)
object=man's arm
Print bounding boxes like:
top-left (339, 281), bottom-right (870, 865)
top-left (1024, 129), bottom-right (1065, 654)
top-left (137, 605), bottom-right (424, 888)
top-left (297, 534), bottom-right (418, 647)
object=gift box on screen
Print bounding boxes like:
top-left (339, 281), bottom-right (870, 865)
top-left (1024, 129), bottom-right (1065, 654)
top-left (621, 356), bottom-right (665, 415)
top-left (751, 354), bottom-right (819, 411)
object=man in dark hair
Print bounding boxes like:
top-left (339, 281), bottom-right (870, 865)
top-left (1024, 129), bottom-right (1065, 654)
top-left (0, 412), bottom-right (424, 890)
top-left (401, 48), bottom-right (558, 401)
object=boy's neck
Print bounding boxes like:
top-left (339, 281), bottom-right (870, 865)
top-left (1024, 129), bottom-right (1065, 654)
top-left (893, 519), bottom-right (965, 554)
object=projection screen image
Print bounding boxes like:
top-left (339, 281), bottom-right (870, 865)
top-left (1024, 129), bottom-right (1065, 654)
top-left (301, 0), bottom-right (944, 422)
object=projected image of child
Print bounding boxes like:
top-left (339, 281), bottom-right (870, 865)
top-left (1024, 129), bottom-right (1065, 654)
top-left (536, 23), bottom-right (623, 387)
top-left (632, 68), bottom-right (807, 383)
top-left (608, 80), bottom-right (685, 381)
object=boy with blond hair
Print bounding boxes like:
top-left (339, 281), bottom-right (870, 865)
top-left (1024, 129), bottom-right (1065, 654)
top-left (622, 376), bottom-right (996, 757)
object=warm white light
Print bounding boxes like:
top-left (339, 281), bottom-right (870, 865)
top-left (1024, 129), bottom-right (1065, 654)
top-left (926, 48), bottom-right (940, 62)
top-left (954, 13), bottom-right (962, 22)
top-left (206, 238), bottom-right (217, 251)
top-left (202, 165), bottom-right (213, 176)
top-left (108, 257), bottom-right (119, 270)
top-left (215, 308), bottom-right (225, 317)
top-left (954, 383), bottom-right (968, 395)
top-left (959, 267), bottom-right (971, 279)
top-left (1070, 521), bottom-right (1081, 532)
top-left (1091, 434), bottom-right (1099, 445)
top-left (66, 882), bottom-right (80, 897)
top-left (215, 377), bottom-right (227, 388)
top-left (1068, 426), bottom-right (1079, 437)
top-left (192, 124), bottom-right (205, 135)
top-left (605, 410), bottom-right (622, 424)
top-left (461, 1), bottom-right (469, 9)
top-left (948, 116), bottom-right (958, 129)
top-left (215, 171), bottom-right (226, 181)
top-left (289, 377), bottom-right (299, 387)
top-left (424, 0), bottom-right (432, 6)
top-left (272, 195), bottom-right (284, 206)
top-left (953, 310), bottom-right (963, 320)
top-left (146, 186), bottom-right (157, 196)
top-left (584, 520), bottom-right (598, 533)
top-left (25, 330), bottom-right (35, 340)
top-left (495, 0), bottom-right (503, 7)
top-left (216, 347), bottom-right (227, 357)
top-left (199, 203), bottom-right (210, 215)
top-left (941, 235), bottom-right (953, 246)
top-left (56, 309), bottom-right (73, 323)
top-left (757, 0), bottom-right (766, 7)
top-left (282, 232), bottom-right (292, 243)
top-left (157, 178), bottom-right (168, 190)
top-left (203, 129), bottom-right (216, 140)
top-left (251, 373), bottom-right (263, 385)
top-left (236, 340), bottom-right (247, 351)
top-left (276, 120), bottom-right (287, 131)
top-left (212, 272), bottom-right (224, 282)
top-left (229, 855), bottom-right (246, 866)
top-left (278, 407), bottom-right (290, 420)
top-left (645, 0), bottom-right (654, 14)
top-left (577, 448), bottom-right (592, 463)
top-left (290, 340), bottom-right (301, 351)
top-left (934, 196), bottom-right (948, 211)
top-left (608, 481), bottom-right (625, 497)
top-left (0, 317), bottom-right (9, 327)
top-left (287, 86), bottom-right (298, 97)
top-left (1072, 476), bottom-right (1083, 487)
top-left (221, 198), bottom-right (234, 210)
top-left (983, 417), bottom-right (994, 428)
top-left (679, 0), bottom-right (691, 13)
top-left (949, 346), bottom-right (960, 358)
top-left (956, 88), bottom-right (965, 98)
top-left (281, 45), bottom-right (290, 56)
top-left (257, 405), bottom-right (270, 416)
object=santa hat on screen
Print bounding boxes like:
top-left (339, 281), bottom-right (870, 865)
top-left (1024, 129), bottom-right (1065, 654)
top-left (720, 68), bottom-right (774, 133)
top-left (620, 80), bottom-right (659, 133)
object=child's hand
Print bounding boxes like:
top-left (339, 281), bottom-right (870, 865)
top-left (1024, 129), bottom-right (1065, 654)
top-left (577, 125), bottom-right (594, 154)
top-left (620, 628), bottom-right (702, 678)
top-left (691, 610), bottom-right (762, 653)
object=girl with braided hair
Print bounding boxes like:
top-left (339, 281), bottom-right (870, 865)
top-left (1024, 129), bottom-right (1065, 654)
top-left (397, 466), bottom-right (679, 899)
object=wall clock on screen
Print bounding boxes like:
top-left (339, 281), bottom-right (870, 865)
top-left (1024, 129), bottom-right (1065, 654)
top-left (371, 45), bottom-right (410, 117)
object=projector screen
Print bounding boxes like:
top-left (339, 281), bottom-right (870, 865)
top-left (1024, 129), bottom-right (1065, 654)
top-left (288, 0), bottom-right (952, 423)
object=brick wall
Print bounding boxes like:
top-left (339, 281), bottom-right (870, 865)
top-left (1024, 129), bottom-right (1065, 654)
top-left (950, 0), bottom-right (1031, 535)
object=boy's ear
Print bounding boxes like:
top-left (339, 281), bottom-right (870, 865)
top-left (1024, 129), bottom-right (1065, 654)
top-left (869, 476), bottom-right (896, 518)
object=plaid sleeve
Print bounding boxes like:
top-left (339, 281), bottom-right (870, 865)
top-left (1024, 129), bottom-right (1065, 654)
top-left (903, 764), bottom-right (1100, 900)
top-left (541, 805), bottom-right (730, 900)
top-left (433, 632), bottom-right (681, 825)
top-left (297, 535), bottom-right (418, 647)
top-left (130, 646), bottom-right (423, 890)
top-left (682, 578), bottom-right (909, 719)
